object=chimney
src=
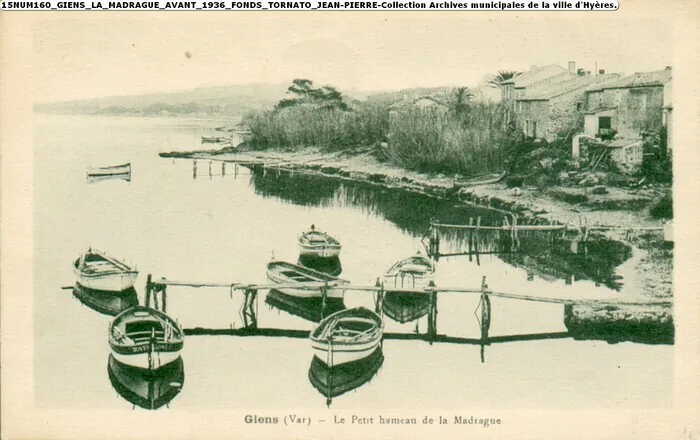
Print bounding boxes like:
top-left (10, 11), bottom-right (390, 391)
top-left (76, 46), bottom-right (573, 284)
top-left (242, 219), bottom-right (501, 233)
top-left (577, 68), bottom-right (585, 76)
top-left (568, 61), bottom-right (576, 73)
top-left (599, 69), bottom-right (605, 75)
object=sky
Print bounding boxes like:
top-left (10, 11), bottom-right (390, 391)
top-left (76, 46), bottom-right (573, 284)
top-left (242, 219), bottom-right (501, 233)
top-left (29, 11), bottom-right (674, 103)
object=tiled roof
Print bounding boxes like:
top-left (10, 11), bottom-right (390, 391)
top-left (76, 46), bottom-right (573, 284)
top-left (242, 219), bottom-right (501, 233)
top-left (588, 69), bottom-right (672, 91)
top-left (501, 64), bottom-right (574, 87)
top-left (517, 74), bottom-right (621, 101)
top-left (387, 95), bottom-right (448, 110)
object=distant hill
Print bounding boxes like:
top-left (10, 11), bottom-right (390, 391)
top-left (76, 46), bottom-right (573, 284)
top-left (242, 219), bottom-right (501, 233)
top-left (34, 82), bottom-right (502, 117)
top-left (34, 83), bottom-right (291, 117)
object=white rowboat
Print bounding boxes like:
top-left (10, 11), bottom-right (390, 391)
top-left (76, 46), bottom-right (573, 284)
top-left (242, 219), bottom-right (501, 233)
top-left (109, 306), bottom-right (184, 371)
top-left (74, 249), bottom-right (139, 292)
top-left (298, 227), bottom-right (342, 258)
top-left (383, 253), bottom-right (435, 292)
top-left (266, 261), bottom-right (349, 298)
top-left (310, 307), bottom-right (383, 367)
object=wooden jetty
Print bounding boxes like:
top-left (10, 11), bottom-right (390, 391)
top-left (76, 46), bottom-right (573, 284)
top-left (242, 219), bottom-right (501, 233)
top-left (143, 273), bottom-right (670, 362)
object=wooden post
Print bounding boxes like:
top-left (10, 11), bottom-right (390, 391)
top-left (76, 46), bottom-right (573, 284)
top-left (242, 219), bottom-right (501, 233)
top-left (145, 274), bottom-right (152, 308)
top-left (192, 160), bottom-right (197, 180)
top-left (374, 278), bottom-right (384, 316)
top-left (427, 281), bottom-right (437, 344)
top-left (480, 276), bottom-right (491, 363)
top-left (208, 161), bottom-right (212, 179)
top-left (235, 163), bottom-right (238, 178)
top-left (222, 162), bottom-right (226, 177)
top-left (321, 281), bottom-right (328, 318)
top-left (162, 286), bottom-right (167, 313)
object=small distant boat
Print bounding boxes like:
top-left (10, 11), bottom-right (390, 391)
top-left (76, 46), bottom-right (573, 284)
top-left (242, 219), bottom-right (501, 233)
top-left (201, 136), bottom-right (230, 143)
top-left (266, 261), bottom-right (349, 298)
top-left (382, 292), bottom-right (432, 324)
top-left (109, 306), bottom-right (184, 370)
top-left (459, 170), bottom-right (506, 187)
top-left (383, 253), bottom-right (435, 291)
top-left (298, 226), bottom-right (342, 258)
top-left (108, 354), bottom-right (184, 410)
top-left (73, 284), bottom-right (139, 316)
top-left (310, 307), bottom-right (383, 366)
top-left (308, 346), bottom-right (384, 401)
top-left (86, 163), bottom-right (131, 181)
top-left (73, 249), bottom-right (139, 292)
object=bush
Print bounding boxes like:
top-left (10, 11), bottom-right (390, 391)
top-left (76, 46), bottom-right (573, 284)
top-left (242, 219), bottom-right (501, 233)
top-left (649, 193), bottom-right (673, 219)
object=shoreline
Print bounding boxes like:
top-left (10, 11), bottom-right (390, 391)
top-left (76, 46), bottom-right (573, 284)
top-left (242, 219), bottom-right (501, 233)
top-left (160, 145), bottom-right (673, 343)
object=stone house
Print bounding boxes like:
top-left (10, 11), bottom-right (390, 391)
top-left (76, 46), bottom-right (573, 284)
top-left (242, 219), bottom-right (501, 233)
top-left (513, 73), bottom-right (620, 142)
top-left (582, 68), bottom-right (672, 141)
top-left (500, 63), bottom-right (578, 103)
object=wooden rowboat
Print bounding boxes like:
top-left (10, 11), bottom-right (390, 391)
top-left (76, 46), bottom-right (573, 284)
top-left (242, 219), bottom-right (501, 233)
top-left (459, 170), bottom-right (506, 187)
top-left (383, 253), bottom-right (435, 291)
top-left (266, 261), bottom-right (349, 298)
top-left (201, 136), bottom-right (230, 143)
top-left (86, 163), bottom-right (131, 181)
top-left (310, 307), bottom-right (383, 367)
top-left (73, 249), bottom-right (139, 292)
top-left (109, 306), bottom-right (184, 371)
top-left (298, 226), bottom-right (342, 258)
top-left (108, 354), bottom-right (184, 410)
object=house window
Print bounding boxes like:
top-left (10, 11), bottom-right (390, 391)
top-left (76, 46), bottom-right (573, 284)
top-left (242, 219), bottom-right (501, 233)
top-left (599, 116), bottom-right (612, 130)
top-left (576, 102), bottom-right (583, 111)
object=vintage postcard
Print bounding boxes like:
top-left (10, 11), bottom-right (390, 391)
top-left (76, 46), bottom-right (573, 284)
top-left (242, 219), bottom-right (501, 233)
top-left (1, 3), bottom-right (698, 439)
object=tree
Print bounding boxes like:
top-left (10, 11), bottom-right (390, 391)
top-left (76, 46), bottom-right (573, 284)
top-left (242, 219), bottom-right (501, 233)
top-left (451, 87), bottom-right (473, 116)
top-left (287, 78), bottom-right (315, 100)
top-left (276, 79), bottom-right (349, 111)
top-left (488, 70), bottom-right (521, 88)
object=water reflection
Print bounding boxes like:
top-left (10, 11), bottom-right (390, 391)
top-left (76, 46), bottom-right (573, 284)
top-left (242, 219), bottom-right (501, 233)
top-left (297, 255), bottom-right (343, 277)
top-left (308, 347), bottom-right (384, 406)
top-left (383, 292), bottom-right (432, 324)
top-left (247, 167), bottom-right (633, 289)
top-left (72, 284), bottom-right (139, 316)
top-left (107, 354), bottom-right (184, 410)
top-left (265, 289), bottom-right (346, 323)
top-left (86, 173), bottom-right (131, 184)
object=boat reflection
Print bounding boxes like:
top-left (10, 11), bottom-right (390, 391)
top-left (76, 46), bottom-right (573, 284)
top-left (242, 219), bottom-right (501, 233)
top-left (297, 254), bottom-right (343, 277)
top-left (308, 346), bottom-right (384, 406)
top-left (382, 292), bottom-right (432, 324)
top-left (72, 283), bottom-right (139, 316)
top-left (107, 354), bottom-right (184, 410)
top-left (265, 289), bottom-right (345, 323)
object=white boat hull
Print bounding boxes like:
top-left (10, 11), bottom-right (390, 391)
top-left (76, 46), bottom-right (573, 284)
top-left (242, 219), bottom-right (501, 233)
top-left (383, 273), bottom-right (434, 291)
top-left (298, 244), bottom-right (342, 258)
top-left (312, 339), bottom-right (381, 367)
top-left (273, 285), bottom-right (345, 299)
top-left (74, 268), bottom-right (138, 291)
top-left (112, 351), bottom-right (181, 371)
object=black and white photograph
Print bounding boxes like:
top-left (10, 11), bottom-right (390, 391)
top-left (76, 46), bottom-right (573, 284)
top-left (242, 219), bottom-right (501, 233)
top-left (1, 4), bottom-right (698, 439)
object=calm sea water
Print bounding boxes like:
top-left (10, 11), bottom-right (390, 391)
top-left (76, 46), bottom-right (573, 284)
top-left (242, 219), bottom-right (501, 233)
top-left (34, 115), bottom-right (673, 410)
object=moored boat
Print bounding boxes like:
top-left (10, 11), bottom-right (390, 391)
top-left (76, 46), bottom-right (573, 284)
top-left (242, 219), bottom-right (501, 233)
top-left (86, 163), bottom-right (131, 180)
top-left (109, 306), bottom-right (184, 370)
top-left (383, 253), bottom-right (435, 291)
top-left (108, 354), bottom-right (184, 410)
top-left (73, 283), bottom-right (139, 316)
top-left (310, 307), bottom-right (383, 367)
top-left (201, 136), bottom-right (230, 143)
top-left (73, 249), bottom-right (139, 292)
top-left (298, 225), bottom-right (342, 258)
top-left (308, 346), bottom-right (384, 401)
top-left (266, 261), bottom-right (349, 298)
